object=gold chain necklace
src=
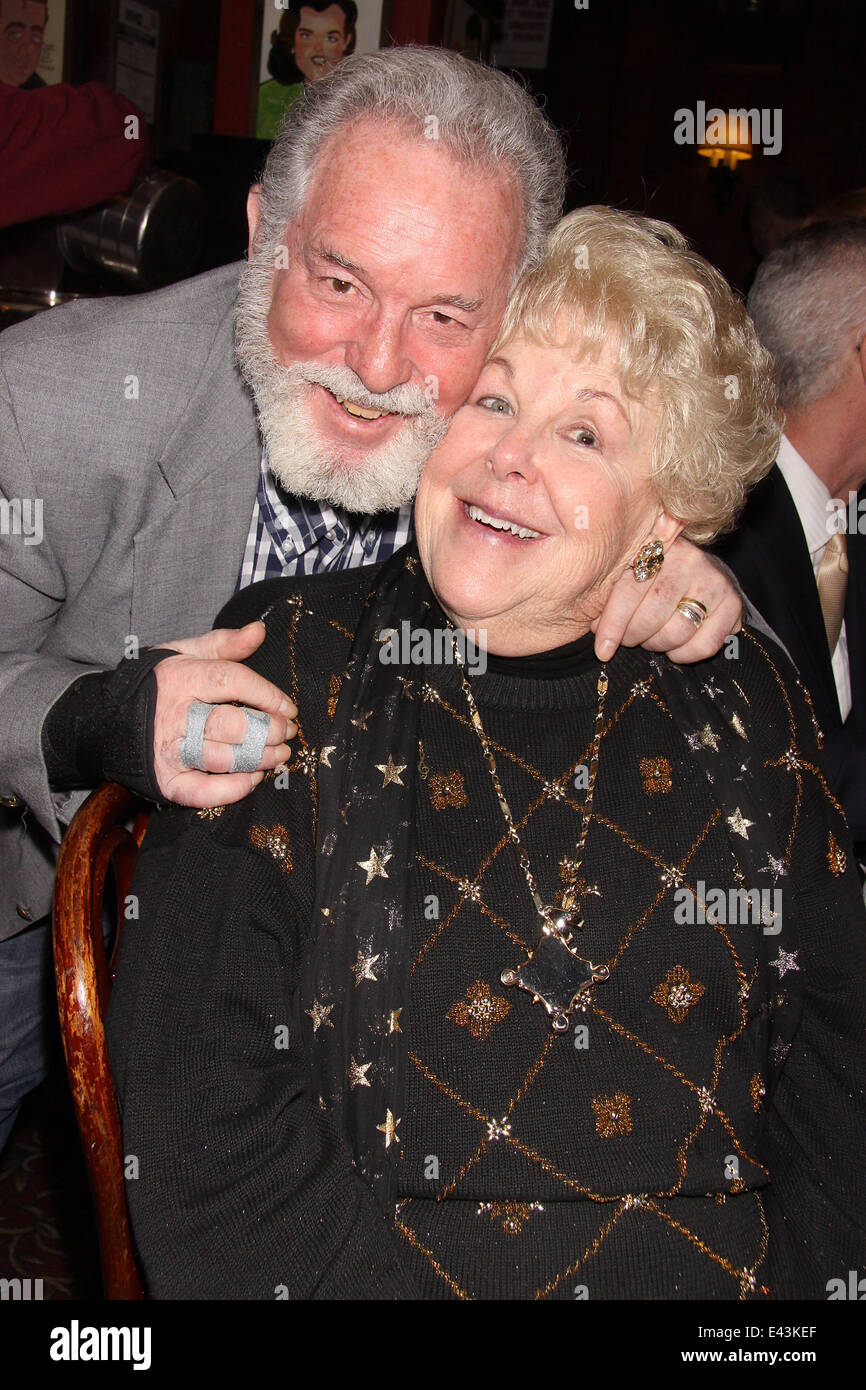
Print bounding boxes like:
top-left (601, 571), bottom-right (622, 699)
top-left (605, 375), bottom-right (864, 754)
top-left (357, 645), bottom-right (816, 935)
top-left (449, 631), bottom-right (610, 1032)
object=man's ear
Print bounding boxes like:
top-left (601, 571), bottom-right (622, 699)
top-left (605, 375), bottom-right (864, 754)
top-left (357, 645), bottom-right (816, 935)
top-left (246, 185), bottom-right (263, 257)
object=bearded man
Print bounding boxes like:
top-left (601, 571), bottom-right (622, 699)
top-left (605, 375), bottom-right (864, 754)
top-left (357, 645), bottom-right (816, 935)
top-left (0, 47), bottom-right (744, 1152)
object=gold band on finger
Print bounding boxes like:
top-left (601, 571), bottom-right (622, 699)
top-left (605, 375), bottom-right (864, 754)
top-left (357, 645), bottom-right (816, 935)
top-left (677, 598), bottom-right (707, 628)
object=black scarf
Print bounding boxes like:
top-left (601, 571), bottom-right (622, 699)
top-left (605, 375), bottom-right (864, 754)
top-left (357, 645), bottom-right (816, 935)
top-left (303, 544), bottom-right (775, 1207)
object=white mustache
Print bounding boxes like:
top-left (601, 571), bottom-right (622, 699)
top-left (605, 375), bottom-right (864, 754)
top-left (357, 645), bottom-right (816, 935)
top-left (280, 361), bottom-right (433, 420)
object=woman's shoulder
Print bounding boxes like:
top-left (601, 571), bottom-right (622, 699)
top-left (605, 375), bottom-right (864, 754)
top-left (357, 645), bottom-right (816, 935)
top-left (706, 623), bottom-right (824, 753)
top-left (215, 562), bottom-right (385, 634)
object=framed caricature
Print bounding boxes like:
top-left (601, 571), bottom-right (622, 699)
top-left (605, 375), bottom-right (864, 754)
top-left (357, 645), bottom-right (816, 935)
top-left (216, 0), bottom-right (385, 140)
top-left (441, 0), bottom-right (500, 66)
top-left (0, 0), bottom-right (66, 88)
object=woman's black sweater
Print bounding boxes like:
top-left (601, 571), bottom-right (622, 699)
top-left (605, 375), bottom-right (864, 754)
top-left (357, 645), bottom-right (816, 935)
top-left (106, 562), bottom-right (866, 1300)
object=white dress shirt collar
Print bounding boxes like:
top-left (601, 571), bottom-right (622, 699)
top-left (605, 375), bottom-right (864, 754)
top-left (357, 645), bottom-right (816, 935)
top-left (775, 433), bottom-right (834, 563)
top-left (774, 433), bottom-right (852, 721)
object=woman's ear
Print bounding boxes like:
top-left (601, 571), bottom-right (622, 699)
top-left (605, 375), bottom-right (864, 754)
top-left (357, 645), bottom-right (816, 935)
top-left (653, 509), bottom-right (686, 550)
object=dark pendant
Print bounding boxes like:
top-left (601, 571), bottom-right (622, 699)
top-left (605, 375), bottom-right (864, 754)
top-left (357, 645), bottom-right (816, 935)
top-left (502, 912), bottom-right (609, 1032)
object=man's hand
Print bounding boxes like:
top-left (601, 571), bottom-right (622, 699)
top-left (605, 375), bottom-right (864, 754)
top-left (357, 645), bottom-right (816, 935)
top-left (592, 538), bottom-right (743, 663)
top-left (152, 622), bottom-right (297, 807)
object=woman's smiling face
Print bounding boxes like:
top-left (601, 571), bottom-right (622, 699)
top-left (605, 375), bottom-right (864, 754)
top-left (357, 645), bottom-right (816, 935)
top-left (414, 329), bottom-right (683, 656)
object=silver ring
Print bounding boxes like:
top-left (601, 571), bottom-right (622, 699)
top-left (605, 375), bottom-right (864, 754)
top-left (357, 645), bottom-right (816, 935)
top-left (677, 600), bottom-right (706, 629)
top-left (179, 701), bottom-right (270, 773)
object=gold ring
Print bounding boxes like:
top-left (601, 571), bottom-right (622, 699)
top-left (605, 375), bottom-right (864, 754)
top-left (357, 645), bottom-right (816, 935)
top-left (681, 597), bottom-right (708, 616)
top-left (631, 538), bottom-right (664, 582)
top-left (677, 598), bottom-right (707, 628)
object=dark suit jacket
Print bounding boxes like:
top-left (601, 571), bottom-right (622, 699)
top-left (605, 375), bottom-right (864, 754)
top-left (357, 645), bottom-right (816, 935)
top-left (713, 466), bottom-right (866, 853)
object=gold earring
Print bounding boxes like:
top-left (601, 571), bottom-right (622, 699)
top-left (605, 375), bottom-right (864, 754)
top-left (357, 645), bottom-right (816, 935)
top-left (632, 537), bottom-right (664, 582)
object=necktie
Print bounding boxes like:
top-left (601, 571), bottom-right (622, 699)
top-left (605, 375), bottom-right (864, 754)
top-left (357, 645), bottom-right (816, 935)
top-left (816, 529), bottom-right (848, 655)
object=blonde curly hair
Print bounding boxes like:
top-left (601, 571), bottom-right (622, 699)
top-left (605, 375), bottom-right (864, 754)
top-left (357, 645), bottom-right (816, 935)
top-left (492, 206), bottom-right (781, 544)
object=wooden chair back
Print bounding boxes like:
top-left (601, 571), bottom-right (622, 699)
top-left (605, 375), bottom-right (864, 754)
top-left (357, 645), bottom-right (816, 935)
top-left (52, 781), bottom-right (149, 1300)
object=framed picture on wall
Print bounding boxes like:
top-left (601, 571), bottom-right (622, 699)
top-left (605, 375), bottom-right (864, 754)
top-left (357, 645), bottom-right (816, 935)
top-left (215, 0), bottom-right (385, 141)
top-left (1, 0), bottom-right (66, 88)
top-left (256, 0), bottom-right (385, 140)
top-left (441, 0), bottom-right (501, 65)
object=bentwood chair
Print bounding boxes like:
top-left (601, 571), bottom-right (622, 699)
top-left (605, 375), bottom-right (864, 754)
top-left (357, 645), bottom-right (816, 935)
top-left (52, 781), bottom-right (149, 1300)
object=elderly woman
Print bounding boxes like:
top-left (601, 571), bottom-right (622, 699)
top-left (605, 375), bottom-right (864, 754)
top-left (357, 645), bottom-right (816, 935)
top-left (107, 207), bottom-right (866, 1301)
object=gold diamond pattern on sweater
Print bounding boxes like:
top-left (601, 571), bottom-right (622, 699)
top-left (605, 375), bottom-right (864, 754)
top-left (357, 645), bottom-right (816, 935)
top-left (592, 1092), bottom-right (633, 1137)
top-left (394, 630), bottom-right (840, 1301)
top-left (447, 980), bottom-right (511, 1041)
top-left (827, 831), bottom-right (847, 876)
top-left (327, 673), bottom-right (342, 719)
top-left (477, 1200), bottom-right (544, 1234)
top-left (248, 824), bottom-right (293, 874)
top-left (428, 770), bottom-right (468, 811)
top-left (640, 755), bottom-right (673, 794)
top-left (652, 965), bottom-right (706, 1024)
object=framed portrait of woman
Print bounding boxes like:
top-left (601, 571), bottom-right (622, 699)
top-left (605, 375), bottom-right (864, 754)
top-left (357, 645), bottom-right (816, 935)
top-left (215, 0), bottom-right (385, 140)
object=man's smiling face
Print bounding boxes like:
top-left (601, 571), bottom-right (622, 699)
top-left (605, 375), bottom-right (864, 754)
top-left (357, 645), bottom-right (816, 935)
top-left (238, 117), bottom-right (524, 513)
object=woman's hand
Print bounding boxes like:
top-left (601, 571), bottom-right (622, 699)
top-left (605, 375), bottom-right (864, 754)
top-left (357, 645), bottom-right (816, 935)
top-left (592, 537), bottom-right (743, 663)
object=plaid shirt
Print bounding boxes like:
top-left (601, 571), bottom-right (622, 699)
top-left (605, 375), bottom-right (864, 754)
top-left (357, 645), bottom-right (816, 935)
top-left (237, 449), bottom-right (414, 589)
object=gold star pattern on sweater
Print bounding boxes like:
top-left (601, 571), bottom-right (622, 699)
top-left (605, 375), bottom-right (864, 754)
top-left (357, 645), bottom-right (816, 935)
top-left (357, 846), bottom-right (391, 884)
top-left (376, 756), bottom-right (407, 786)
top-left (305, 1000), bottom-right (334, 1033)
top-left (377, 1110), bottom-right (401, 1147)
top-left (352, 950), bottom-right (381, 986)
top-left (477, 1200), bottom-right (544, 1234)
top-left (727, 808), bottom-right (755, 839)
top-left (348, 1057), bottom-right (372, 1089)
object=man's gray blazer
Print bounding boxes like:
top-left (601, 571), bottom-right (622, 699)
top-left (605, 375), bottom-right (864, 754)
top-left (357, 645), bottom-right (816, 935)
top-left (0, 262), bottom-right (260, 940)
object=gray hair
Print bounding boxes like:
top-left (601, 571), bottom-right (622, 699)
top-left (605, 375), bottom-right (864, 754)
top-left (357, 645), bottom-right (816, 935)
top-left (747, 218), bottom-right (866, 410)
top-left (253, 44), bottom-right (566, 281)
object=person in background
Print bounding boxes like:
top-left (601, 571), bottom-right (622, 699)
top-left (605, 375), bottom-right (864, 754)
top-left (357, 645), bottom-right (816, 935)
top-left (256, 1), bottom-right (357, 140)
top-left (714, 219), bottom-right (866, 869)
top-left (0, 78), bottom-right (150, 228)
top-left (745, 171), bottom-right (813, 262)
top-left (0, 0), bottom-right (46, 89)
top-left (808, 187), bottom-right (866, 224)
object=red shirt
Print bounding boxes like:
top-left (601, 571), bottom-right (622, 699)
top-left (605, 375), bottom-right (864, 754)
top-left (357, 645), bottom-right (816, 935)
top-left (0, 79), bottom-right (151, 229)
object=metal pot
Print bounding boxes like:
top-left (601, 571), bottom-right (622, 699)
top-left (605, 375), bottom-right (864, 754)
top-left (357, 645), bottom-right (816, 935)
top-left (57, 168), bottom-right (205, 290)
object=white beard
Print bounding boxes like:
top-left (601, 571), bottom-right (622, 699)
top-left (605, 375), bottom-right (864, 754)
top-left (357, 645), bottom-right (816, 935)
top-left (234, 254), bottom-right (450, 514)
